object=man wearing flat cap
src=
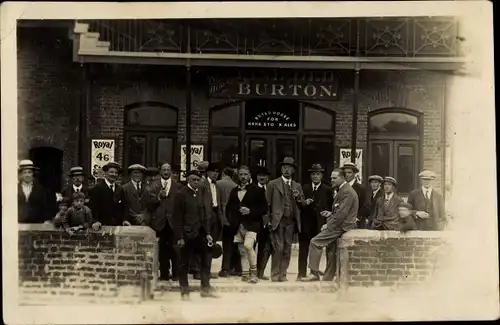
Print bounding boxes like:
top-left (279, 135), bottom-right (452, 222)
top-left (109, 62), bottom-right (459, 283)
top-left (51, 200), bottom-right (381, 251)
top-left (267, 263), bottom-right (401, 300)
top-left (18, 160), bottom-right (50, 224)
top-left (255, 166), bottom-right (272, 280)
top-left (367, 175), bottom-right (384, 219)
top-left (371, 177), bottom-right (403, 230)
top-left (297, 164), bottom-right (333, 280)
top-left (340, 162), bottom-right (370, 228)
top-left (122, 164), bottom-right (155, 226)
top-left (89, 161), bottom-right (124, 228)
top-left (60, 166), bottom-right (90, 206)
top-left (407, 170), bottom-right (446, 231)
top-left (266, 157), bottom-right (305, 282)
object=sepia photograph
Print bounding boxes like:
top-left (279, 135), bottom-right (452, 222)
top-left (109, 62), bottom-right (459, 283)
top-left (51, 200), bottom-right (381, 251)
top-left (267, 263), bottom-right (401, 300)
top-left (1, 1), bottom-right (498, 323)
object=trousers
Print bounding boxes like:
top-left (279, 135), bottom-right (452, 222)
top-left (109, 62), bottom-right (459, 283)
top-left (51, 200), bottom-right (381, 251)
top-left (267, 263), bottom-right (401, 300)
top-left (256, 228), bottom-right (272, 277)
top-left (308, 227), bottom-right (344, 273)
top-left (221, 225), bottom-right (242, 272)
top-left (269, 220), bottom-right (296, 280)
top-left (178, 233), bottom-right (212, 292)
top-left (157, 224), bottom-right (179, 280)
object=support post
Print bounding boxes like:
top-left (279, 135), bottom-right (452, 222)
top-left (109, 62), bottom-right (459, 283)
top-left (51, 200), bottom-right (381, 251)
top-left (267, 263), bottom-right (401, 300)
top-left (351, 68), bottom-right (360, 164)
top-left (185, 25), bottom-right (192, 175)
top-left (78, 64), bottom-right (89, 169)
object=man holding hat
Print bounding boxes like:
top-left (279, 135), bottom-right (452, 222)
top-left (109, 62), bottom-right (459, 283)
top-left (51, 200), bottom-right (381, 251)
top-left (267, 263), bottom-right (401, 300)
top-left (371, 177), bottom-right (403, 230)
top-left (266, 157), bottom-right (305, 282)
top-left (255, 166), bottom-right (272, 280)
top-left (60, 166), bottom-right (90, 206)
top-left (408, 170), bottom-right (446, 231)
top-left (122, 164), bottom-right (155, 226)
top-left (18, 159), bottom-right (50, 223)
top-left (89, 161), bottom-right (124, 228)
top-left (297, 164), bottom-right (333, 280)
top-left (367, 175), bottom-right (385, 218)
top-left (340, 162), bottom-right (370, 228)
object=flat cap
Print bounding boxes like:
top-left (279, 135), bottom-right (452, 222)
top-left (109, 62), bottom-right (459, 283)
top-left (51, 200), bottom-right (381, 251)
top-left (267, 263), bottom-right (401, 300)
top-left (18, 159), bottom-right (36, 171)
top-left (128, 164), bottom-right (147, 172)
top-left (102, 161), bottom-right (121, 172)
top-left (383, 176), bottom-right (397, 186)
top-left (69, 166), bottom-right (85, 176)
top-left (418, 170), bottom-right (437, 180)
top-left (341, 162), bottom-right (359, 173)
top-left (197, 161), bottom-right (209, 172)
top-left (398, 202), bottom-right (413, 210)
top-left (368, 175), bottom-right (384, 183)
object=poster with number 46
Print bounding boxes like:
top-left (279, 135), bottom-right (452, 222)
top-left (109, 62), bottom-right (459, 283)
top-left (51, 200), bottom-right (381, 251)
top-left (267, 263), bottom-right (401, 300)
top-left (91, 139), bottom-right (115, 179)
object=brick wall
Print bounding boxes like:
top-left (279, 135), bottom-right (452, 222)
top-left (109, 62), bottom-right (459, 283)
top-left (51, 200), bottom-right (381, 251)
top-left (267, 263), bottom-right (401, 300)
top-left (337, 230), bottom-right (451, 289)
top-left (18, 224), bottom-right (158, 305)
top-left (17, 27), bottom-right (80, 176)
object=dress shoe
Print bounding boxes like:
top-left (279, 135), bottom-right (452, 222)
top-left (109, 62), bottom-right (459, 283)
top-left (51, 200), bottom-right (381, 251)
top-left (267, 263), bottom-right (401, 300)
top-left (193, 273), bottom-right (201, 280)
top-left (181, 293), bottom-right (190, 301)
top-left (271, 277), bottom-right (280, 282)
top-left (241, 275), bottom-right (249, 282)
top-left (301, 273), bottom-right (320, 282)
top-left (210, 273), bottom-right (219, 279)
top-left (296, 275), bottom-right (306, 281)
top-left (279, 277), bottom-right (288, 282)
top-left (258, 275), bottom-right (270, 281)
top-left (218, 270), bottom-right (229, 277)
top-left (200, 289), bottom-right (219, 298)
top-left (228, 270), bottom-right (242, 276)
top-left (318, 271), bottom-right (325, 276)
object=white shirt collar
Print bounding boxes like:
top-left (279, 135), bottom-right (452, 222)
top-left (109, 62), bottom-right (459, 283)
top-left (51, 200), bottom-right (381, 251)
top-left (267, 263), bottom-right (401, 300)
top-left (312, 182), bottom-right (321, 190)
top-left (339, 181), bottom-right (347, 189)
top-left (73, 184), bottom-right (83, 191)
top-left (104, 178), bottom-right (114, 188)
top-left (258, 183), bottom-right (266, 188)
top-left (348, 179), bottom-right (356, 187)
top-left (161, 177), bottom-right (171, 186)
top-left (188, 184), bottom-right (197, 192)
top-left (132, 180), bottom-right (141, 187)
top-left (281, 176), bottom-right (291, 185)
top-left (373, 188), bottom-right (380, 195)
top-left (422, 186), bottom-right (433, 196)
top-left (385, 192), bottom-right (394, 200)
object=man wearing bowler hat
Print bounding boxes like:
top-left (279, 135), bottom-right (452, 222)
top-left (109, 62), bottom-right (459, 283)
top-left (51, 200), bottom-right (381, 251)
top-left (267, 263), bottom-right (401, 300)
top-left (341, 162), bottom-right (370, 228)
top-left (255, 166), bottom-right (272, 280)
top-left (371, 177), bottom-right (403, 230)
top-left (266, 157), bottom-right (305, 282)
top-left (122, 164), bottom-right (155, 226)
top-left (18, 159), bottom-right (50, 224)
top-left (408, 170), bottom-right (446, 231)
top-left (297, 164), bottom-right (334, 280)
top-left (89, 161), bottom-right (124, 228)
top-left (367, 175), bottom-right (384, 218)
top-left (60, 166), bottom-right (90, 206)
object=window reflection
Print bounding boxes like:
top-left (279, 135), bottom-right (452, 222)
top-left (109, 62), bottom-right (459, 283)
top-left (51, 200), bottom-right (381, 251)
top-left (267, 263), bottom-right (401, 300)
top-left (126, 106), bottom-right (177, 127)
top-left (369, 113), bottom-right (419, 135)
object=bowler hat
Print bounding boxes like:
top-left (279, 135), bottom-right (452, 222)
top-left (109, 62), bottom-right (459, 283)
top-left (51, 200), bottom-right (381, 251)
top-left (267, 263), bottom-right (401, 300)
top-left (197, 161), bottom-right (209, 172)
top-left (69, 166), bottom-right (85, 177)
top-left (102, 161), bottom-right (121, 172)
top-left (18, 159), bottom-right (36, 171)
top-left (255, 166), bottom-right (270, 176)
top-left (368, 175), bottom-right (384, 183)
top-left (280, 157), bottom-right (296, 168)
top-left (398, 202), bottom-right (413, 210)
top-left (308, 164), bottom-right (325, 173)
top-left (210, 243), bottom-right (223, 259)
top-left (186, 170), bottom-right (202, 178)
top-left (418, 170), bottom-right (436, 180)
top-left (146, 166), bottom-right (159, 175)
top-left (206, 162), bottom-right (220, 172)
top-left (341, 162), bottom-right (359, 173)
top-left (127, 164), bottom-right (147, 173)
top-left (383, 176), bottom-right (397, 186)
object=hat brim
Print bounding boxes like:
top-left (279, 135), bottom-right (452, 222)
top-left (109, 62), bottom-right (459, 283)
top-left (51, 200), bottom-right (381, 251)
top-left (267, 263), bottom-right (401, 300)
top-left (308, 169), bottom-right (324, 173)
top-left (18, 166), bottom-right (36, 171)
top-left (383, 180), bottom-right (397, 186)
top-left (341, 165), bottom-right (359, 173)
top-left (280, 162), bottom-right (296, 167)
top-left (69, 172), bottom-right (85, 176)
top-left (420, 177), bottom-right (434, 180)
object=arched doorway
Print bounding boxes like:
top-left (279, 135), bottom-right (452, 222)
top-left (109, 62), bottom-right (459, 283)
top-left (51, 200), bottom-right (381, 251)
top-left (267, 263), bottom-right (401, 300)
top-left (209, 99), bottom-right (336, 183)
top-left (29, 146), bottom-right (63, 193)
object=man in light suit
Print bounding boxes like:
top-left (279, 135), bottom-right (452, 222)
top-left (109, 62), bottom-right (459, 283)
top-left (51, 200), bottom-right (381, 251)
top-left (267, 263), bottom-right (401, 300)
top-left (150, 162), bottom-right (184, 281)
top-left (217, 166), bottom-right (242, 277)
top-left (302, 169), bottom-right (359, 281)
top-left (266, 157), bottom-right (305, 282)
top-left (122, 164), bottom-right (155, 226)
top-left (407, 170), bottom-right (446, 231)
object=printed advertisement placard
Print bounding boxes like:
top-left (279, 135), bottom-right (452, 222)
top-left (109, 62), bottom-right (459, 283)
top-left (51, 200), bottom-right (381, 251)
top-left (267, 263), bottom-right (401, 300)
top-left (91, 139), bottom-right (115, 179)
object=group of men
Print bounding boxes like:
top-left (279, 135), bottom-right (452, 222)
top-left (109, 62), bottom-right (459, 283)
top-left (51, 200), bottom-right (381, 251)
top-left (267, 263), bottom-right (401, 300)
top-left (18, 154), bottom-right (446, 299)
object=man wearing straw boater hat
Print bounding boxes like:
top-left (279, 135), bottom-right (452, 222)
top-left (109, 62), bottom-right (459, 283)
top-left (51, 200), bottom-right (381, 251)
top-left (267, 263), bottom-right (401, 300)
top-left (60, 166), bottom-right (90, 205)
top-left (407, 170), bottom-right (446, 231)
top-left (18, 159), bottom-right (50, 224)
top-left (371, 176), bottom-right (403, 230)
top-left (340, 162), bottom-right (369, 228)
top-left (297, 164), bottom-right (333, 280)
top-left (367, 175), bottom-right (384, 217)
top-left (266, 157), bottom-right (305, 282)
top-left (89, 161), bottom-right (124, 229)
top-left (122, 164), bottom-right (155, 226)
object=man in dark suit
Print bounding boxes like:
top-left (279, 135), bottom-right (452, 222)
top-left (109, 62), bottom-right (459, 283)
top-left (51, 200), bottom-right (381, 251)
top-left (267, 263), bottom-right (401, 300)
top-left (266, 157), bottom-right (305, 282)
top-left (122, 164), bottom-right (156, 226)
top-left (226, 165), bottom-right (268, 283)
top-left (217, 166), bottom-right (242, 278)
top-left (371, 177), bottom-right (403, 230)
top-left (60, 166), bottom-right (90, 206)
top-left (367, 175), bottom-right (384, 219)
top-left (255, 166), bottom-right (272, 280)
top-left (341, 162), bottom-right (369, 228)
top-left (150, 162), bottom-right (183, 281)
top-left (89, 161), bottom-right (124, 228)
top-left (172, 170), bottom-right (218, 299)
top-left (297, 164), bottom-right (333, 280)
top-left (408, 170), bottom-right (446, 231)
top-left (302, 169), bottom-right (359, 281)
top-left (18, 160), bottom-right (51, 224)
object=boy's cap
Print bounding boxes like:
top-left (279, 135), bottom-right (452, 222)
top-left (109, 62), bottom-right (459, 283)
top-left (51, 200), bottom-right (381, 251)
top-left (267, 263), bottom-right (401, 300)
top-left (72, 191), bottom-right (86, 200)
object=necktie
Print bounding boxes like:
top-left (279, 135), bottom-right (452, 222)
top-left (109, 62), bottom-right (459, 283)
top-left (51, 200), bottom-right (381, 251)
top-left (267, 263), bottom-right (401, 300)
top-left (75, 188), bottom-right (80, 192)
top-left (313, 185), bottom-right (317, 192)
top-left (426, 190), bottom-right (430, 200)
top-left (110, 185), bottom-right (114, 192)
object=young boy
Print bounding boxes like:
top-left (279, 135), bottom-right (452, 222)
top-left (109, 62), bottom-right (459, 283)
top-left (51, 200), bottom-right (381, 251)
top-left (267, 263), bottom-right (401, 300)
top-left (63, 192), bottom-right (93, 235)
top-left (53, 199), bottom-right (70, 228)
top-left (397, 202), bottom-right (417, 232)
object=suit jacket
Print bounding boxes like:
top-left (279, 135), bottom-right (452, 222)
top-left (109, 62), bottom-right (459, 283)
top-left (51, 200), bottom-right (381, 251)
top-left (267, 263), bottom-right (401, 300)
top-left (18, 182), bottom-right (50, 223)
top-left (122, 181), bottom-right (155, 226)
top-left (226, 183), bottom-right (268, 233)
top-left (351, 181), bottom-right (370, 218)
top-left (407, 188), bottom-right (446, 230)
top-left (216, 177), bottom-right (238, 226)
top-left (149, 178), bottom-right (183, 233)
top-left (372, 193), bottom-right (403, 230)
top-left (61, 185), bottom-right (90, 205)
top-left (327, 183), bottom-right (359, 232)
top-left (172, 185), bottom-right (210, 241)
top-left (301, 183), bottom-right (334, 235)
top-left (89, 181), bottom-right (124, 226)
top-left (368, 188), bottom-right (385, 219)
top-left (266, 177), bottom-right (304, 232)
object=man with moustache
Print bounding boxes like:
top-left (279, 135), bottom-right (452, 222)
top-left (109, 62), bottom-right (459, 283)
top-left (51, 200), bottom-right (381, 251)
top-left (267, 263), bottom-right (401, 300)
top-left (367, 175), bottom-right (384, 218)
top-left (217, 166), bottom-right (242, 278)
top-left (89, 161), bottom-right (124, 229)
top-left (266, 157), bottom-right (305, 282)
top-left (341, 163), bottom-right (369, 228)
top-left (150, 162), bottom-right (183, 281)
top-left (226, 165), bottom-right (268, 283)
top-left (60, 166), bottom-right (90, 206)
top-left (255, 166), bottom-right (272, 280)
top-left (371, 177), bottom-right (403, 230)
top-left (172, 171), bottom-right (217, 299)
top-left (122, 164), bottom-right (156, 226)
top-left (18, 160), bottom-right (51, 224)
top-left (297, 164), bottom-right (333, 280)
top-left (407, 170), bottom-right (446, 231)
top-left (302, 169), bottom-right (359, 282)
